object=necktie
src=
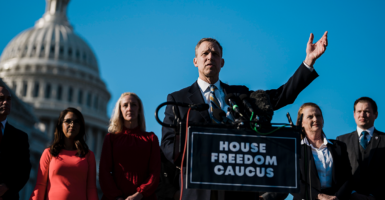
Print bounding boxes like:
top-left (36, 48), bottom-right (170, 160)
top-left (209, 85), bottom-right (221, 123)
top-left (360, 131), bottom-right (368, 150)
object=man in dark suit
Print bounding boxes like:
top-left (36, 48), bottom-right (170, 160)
top-left (337, 97), bottom-right (385, 200)
top-left (0, 86), bottom-right (31, 200)
top-left (161, 32), bottom-right (328, 200)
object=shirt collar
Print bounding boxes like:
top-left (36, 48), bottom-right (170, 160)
top-left (197, 78), bottom-right (221, 93)
top-left (301, 134), bottom-right (333, 146)
top-left (357, 126), bottom-right (374, 137)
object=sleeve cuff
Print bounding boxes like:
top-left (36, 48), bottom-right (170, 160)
top-left (137, 188), bottom-right (146, 197)
top-left (303, 61), bottom-right (314, 72)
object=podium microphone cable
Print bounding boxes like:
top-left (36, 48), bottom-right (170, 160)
top-left (179, 107), bottom-right (192, 200)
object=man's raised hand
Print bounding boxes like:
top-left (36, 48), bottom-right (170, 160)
top-left (304, 31), bottom-right (328, 67)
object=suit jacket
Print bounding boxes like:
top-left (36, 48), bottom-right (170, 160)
top-left (161, 63), bottom-right (318, 200)
top-left (0, 122), bottom-right (31, 200)
top-left (292, 139), bottom-right (352, 200)
top-left (336, 129), bottom-right (385, 199)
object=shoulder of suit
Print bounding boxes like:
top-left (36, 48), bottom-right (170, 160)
top-left (169, 83), bottom-right (195, 96)
top-left (329, 138), bottom-right (337, 143)
top-left (336, 131), bottom-right (356, 140)
top-left (6, 123), bottom-right (28, 138)
top-left (329, 139), bottom-right (346, 147)
top-left (374, 129), bottom-right (385, 136)
top-left (221, 82), bottom-right (249, 94)
top-left (228, 85), bottom-right (249, 91)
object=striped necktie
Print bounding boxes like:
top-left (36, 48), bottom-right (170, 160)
top-left (360, 131), bottom-right (368, 150)
top-left (209, 85), bottom-right (221, 123)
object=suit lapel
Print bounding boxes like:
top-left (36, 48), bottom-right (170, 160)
top-left (188, 81), bottom-right (211, 122)
top-left (220, 82), bottom-right (230, 97)
top-left (327, 143), bottom-right (337, 187)
top-left (302, 145), bottom-right (321, 189)
top-left (367, 129), bottom-right (382, 165)
top-left (1, 122), bottom-right (12, 150)
top-left (350, 131), bottom-right (360, 163)
top-left (308, 146), bottom-right (321, 189)
top-left (2, 122), bottom-right (11, 140)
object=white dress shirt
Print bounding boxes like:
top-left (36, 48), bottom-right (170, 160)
top-left (301, 135), bottom-right (333, 189)
top-left (357, 126), bottom-right (374, 144)
top-left (1, 118), bottom-right (7, 136)
top-left (197, 78), bottom-right (233, 119)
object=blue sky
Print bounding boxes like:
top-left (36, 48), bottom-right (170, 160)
top-left (2, 0), bottom-right (384, 140)
top-left (2, 0), bottom-right (385, 198)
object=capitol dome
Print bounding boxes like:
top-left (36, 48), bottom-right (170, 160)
top-left (0, 0), bottom-right (110, 167)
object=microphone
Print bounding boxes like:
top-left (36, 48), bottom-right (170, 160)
top-left (239, 94), bottom-right (255, 114)
top-left (249, 90), bottom-right (274, 123)
top-left (212, 108), bottom-right (233, 124)
top-left (225, 93), bottom-right (244, 117)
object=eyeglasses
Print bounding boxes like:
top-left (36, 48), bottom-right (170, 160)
top-left (63, 119), bottom-right (80, 125)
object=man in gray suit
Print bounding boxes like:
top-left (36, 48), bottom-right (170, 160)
top-left (337, 97), bottom-right (385, 200)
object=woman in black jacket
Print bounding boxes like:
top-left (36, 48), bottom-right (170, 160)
top-left (292, 103), bottom-right (352, 200)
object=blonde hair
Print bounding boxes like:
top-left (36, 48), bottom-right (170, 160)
top-left (108, 92), bottom-right (146, 133)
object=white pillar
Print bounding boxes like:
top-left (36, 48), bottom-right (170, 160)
top-left (27, 79), bottom-right (33, 98)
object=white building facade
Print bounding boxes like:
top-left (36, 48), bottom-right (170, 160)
top-left (0, 0), bottom-right (111, 198)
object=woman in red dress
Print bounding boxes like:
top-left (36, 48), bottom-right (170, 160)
top-left (29, 107), bottom-right (98, 200)
top-left (99, 92), bottom-right (161, 200)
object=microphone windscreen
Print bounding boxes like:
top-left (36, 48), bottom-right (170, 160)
top-left (239, 94), bottom-right (248, 101)
top-left (249, 90), bottom-right (274, 121)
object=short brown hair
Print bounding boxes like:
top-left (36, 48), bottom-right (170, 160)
top-left (354, 97), bottom-right (378, 113)
top-left (195, 38), bottom-right (223, 57)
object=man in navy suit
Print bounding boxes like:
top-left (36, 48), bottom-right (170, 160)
top-left (337, 97), bottom-right (385, 200)
top-left (161, 32), bottom-right (328, 200)
top-left (0, 86), bottom-right (31, 200)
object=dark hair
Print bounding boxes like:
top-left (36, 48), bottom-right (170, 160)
top-left (49, 107), bottom-right (89, 157)
top-left (354, 97), bottom-right (378, 113)
top-left (296, 103), bottom-right (324, 139)
top-left (195, 38), bottom-right (223, 57)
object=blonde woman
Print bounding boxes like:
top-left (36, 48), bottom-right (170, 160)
top-left (99, 92), bottom-right (161, 200)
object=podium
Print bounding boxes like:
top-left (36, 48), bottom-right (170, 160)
top-left (185, 126), bottom-right (301, 193)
